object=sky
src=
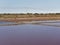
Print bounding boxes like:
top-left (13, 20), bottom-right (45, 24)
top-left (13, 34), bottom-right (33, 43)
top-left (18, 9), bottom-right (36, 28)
top-left (0, 0), bottom-right (60, 13)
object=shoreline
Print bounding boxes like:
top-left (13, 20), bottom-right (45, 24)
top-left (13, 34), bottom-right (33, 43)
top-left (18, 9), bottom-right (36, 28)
top-left (0, 22), bottom-right (60, 27)
top-left (0, 20), bottom-right (60, 27)
top-left (0, 17), bottom-right (60, 22)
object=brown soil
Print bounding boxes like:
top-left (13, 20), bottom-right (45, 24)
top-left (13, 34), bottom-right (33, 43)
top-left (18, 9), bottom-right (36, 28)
top-left (0, 17), bottom-right (60, 22)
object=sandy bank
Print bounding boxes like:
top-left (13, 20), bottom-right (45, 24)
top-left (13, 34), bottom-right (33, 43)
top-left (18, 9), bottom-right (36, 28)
top-left (0, 17), bottom-right (60, 22)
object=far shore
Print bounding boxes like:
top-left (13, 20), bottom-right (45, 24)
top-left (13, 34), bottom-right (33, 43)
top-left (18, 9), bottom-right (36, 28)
top-left (0, 17), bottom-right (60, 22)
top-left (0, 13), bottom-right (60, 22)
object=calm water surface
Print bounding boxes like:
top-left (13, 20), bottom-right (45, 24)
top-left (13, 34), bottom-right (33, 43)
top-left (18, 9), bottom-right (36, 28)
top-left (0, 21), bottom-right (60, 45)
top-left (0, 21), bottom-right (16, 24)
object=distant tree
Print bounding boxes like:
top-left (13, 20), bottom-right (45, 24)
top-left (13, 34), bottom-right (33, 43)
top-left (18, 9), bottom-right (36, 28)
top-left (33, 13), bottom-right (40, 17)
top-left (27, 13), bottom-right (33, 15)
top-left (34, 13), bottom-right (39, 15)
top-left (56, 13), bottom-right (60, 15)
top-left (20, 13), bottom-right (25, 15)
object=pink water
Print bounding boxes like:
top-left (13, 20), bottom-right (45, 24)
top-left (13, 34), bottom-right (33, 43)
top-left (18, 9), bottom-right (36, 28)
top-left (0, 24), bottom-right (60, 45)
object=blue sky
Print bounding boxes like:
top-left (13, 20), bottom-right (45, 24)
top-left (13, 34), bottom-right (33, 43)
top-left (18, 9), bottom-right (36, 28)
top-left (0, 0), bottom-right (60, 13)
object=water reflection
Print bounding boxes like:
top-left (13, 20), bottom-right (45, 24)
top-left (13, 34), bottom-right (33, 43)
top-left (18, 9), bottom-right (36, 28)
top-left (0, 24), bottom-right (60, 45)
top-left (0, 20), bottom-right (60, 27)
top-left (0, 20), bottom-right (60, 45)
top-left (32, 22), bottom-right (60, 27)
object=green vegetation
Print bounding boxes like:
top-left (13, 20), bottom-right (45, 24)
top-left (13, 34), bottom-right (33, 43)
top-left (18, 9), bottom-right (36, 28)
top-left (0, 13), bottom-right (60, 18)
top-left (0, 13), bottom-right (60, 22)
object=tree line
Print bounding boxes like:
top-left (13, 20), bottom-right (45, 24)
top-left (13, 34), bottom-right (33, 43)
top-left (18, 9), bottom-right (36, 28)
top-left (0, 13), bottom-right (60, 18)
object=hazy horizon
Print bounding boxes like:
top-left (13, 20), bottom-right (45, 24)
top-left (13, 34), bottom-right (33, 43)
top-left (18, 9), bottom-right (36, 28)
top-left (0, 0), bottom-right (60, 13)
